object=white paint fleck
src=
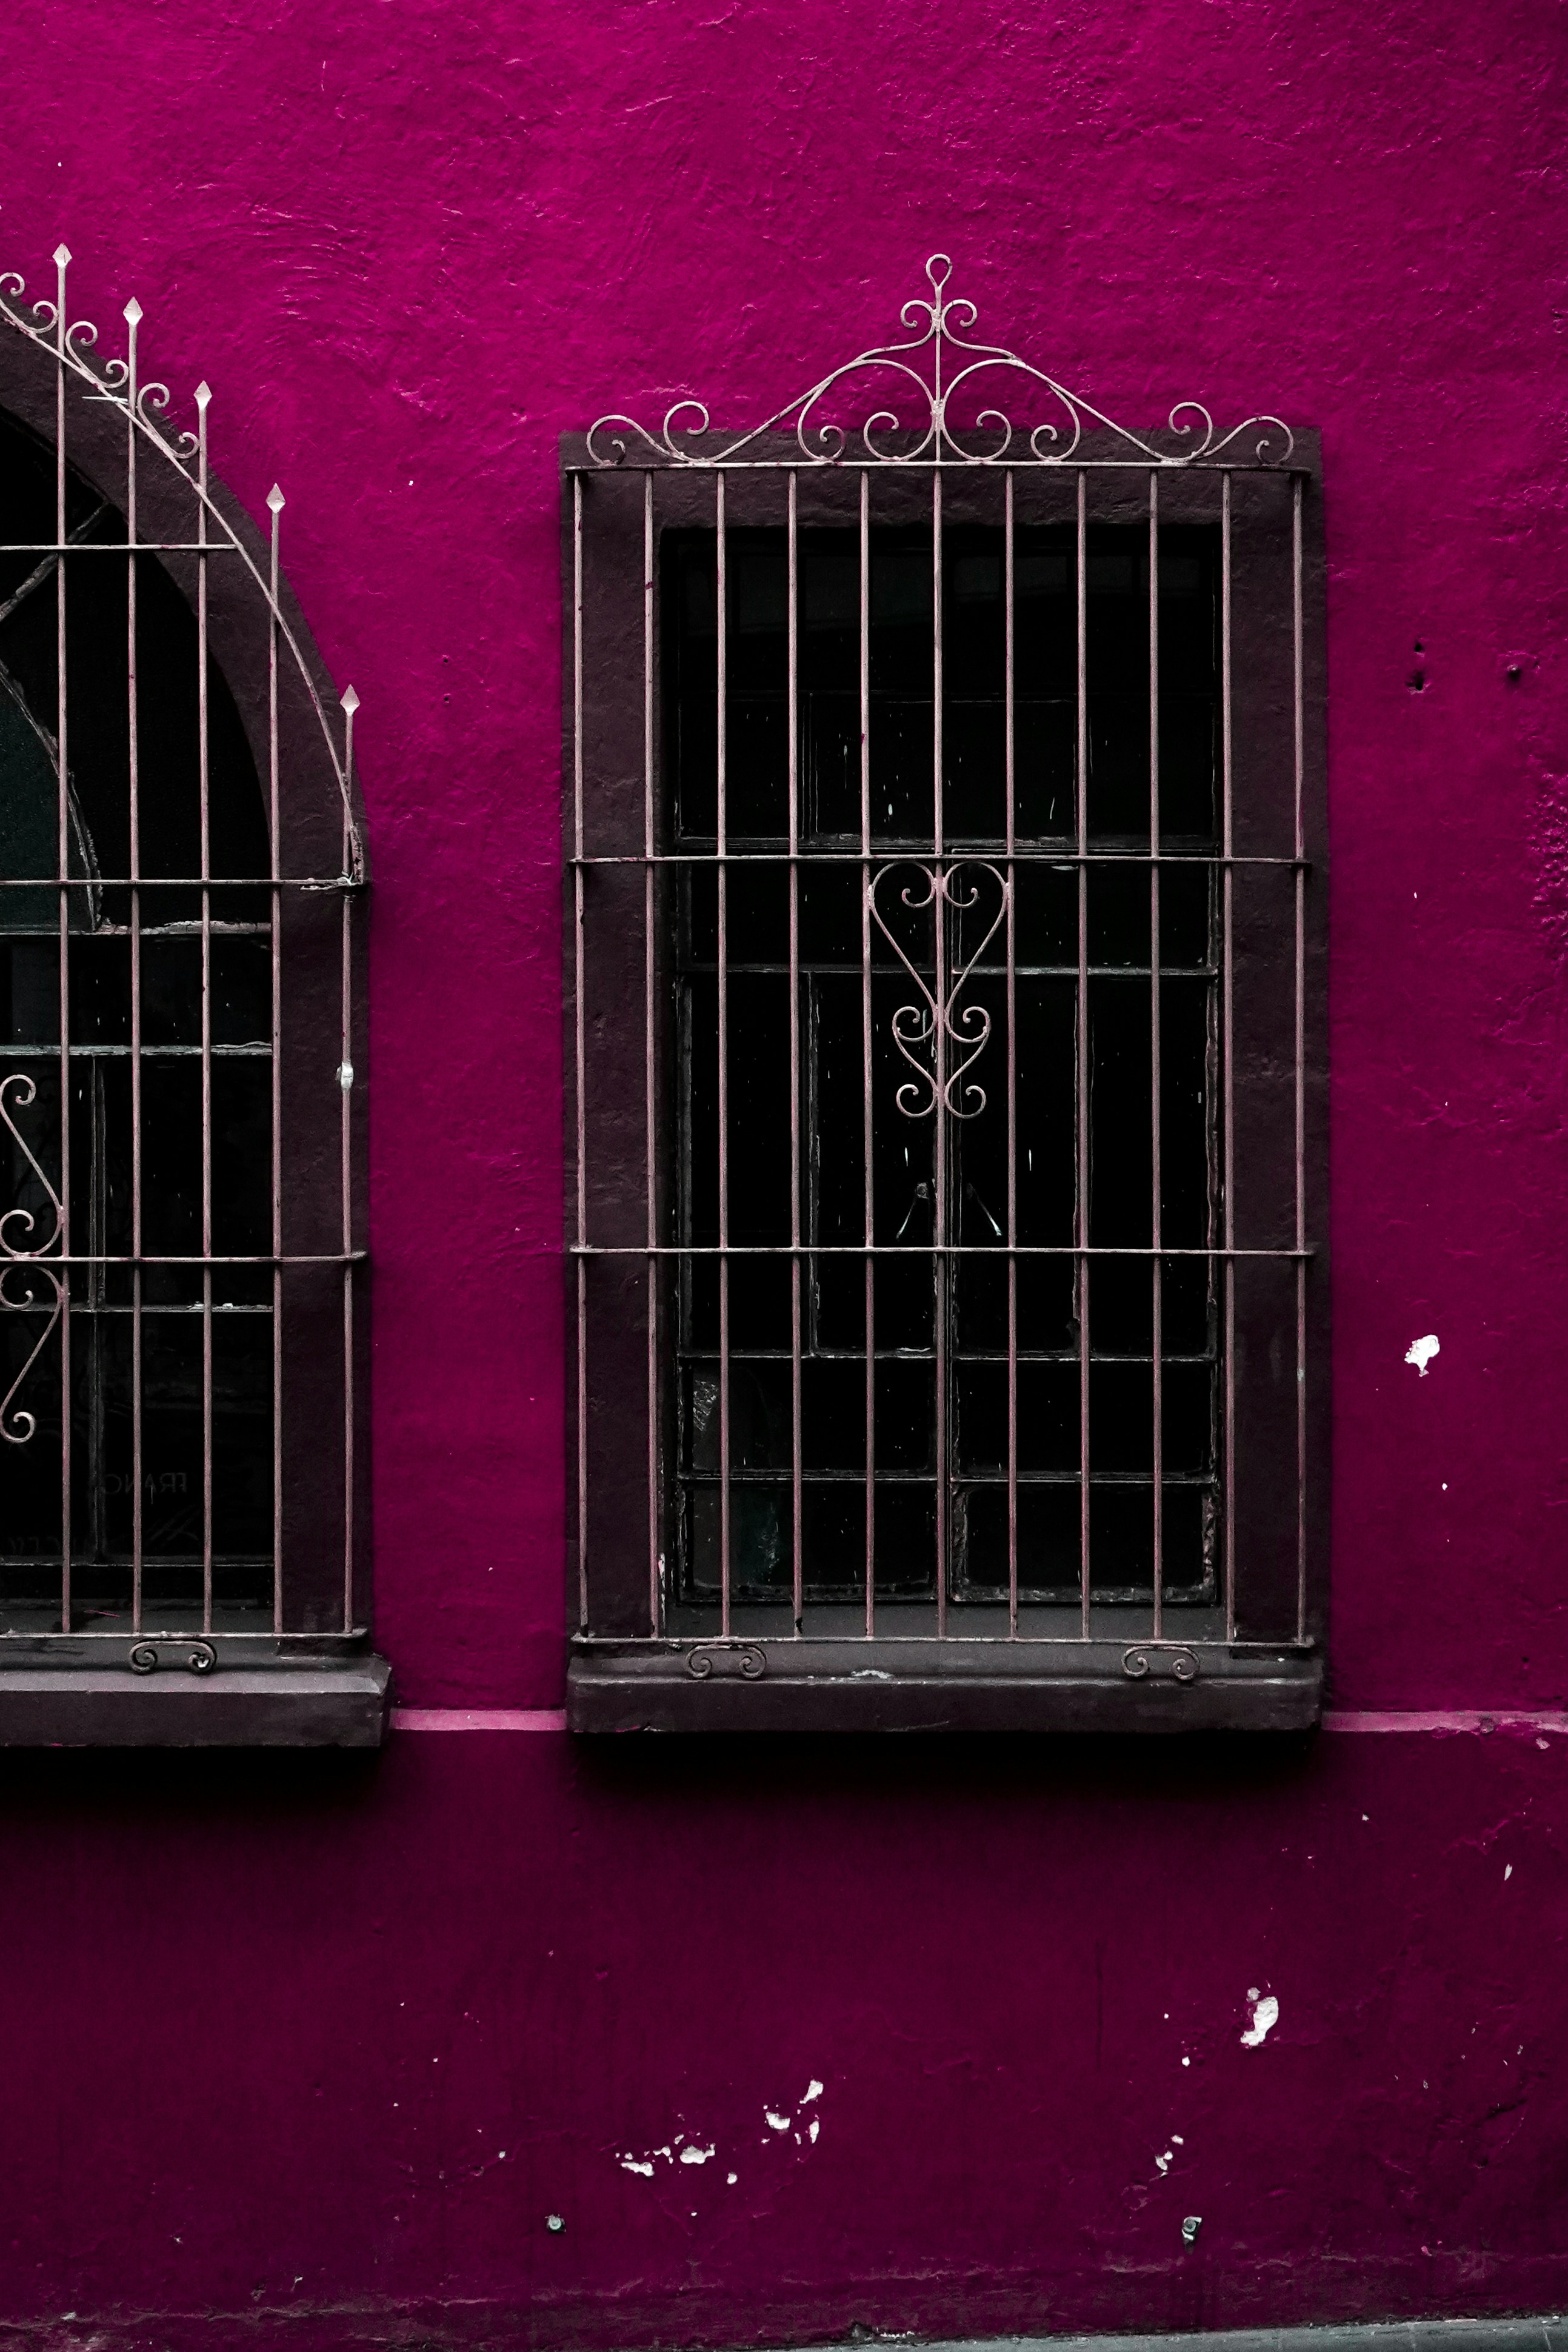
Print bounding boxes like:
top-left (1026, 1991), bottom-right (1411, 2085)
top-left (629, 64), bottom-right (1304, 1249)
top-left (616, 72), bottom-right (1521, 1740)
top-left (679, 2144), bottom-right (715, 2165)
top-left (1241, 1993), bottom-right (1280, 2048)
top-left (727, 2173), bottom-right (738, 2185)
top-left (1155, 2152), bottom-right (1172, 2175)
top-left (1181, 2056), bottom-right (1190, 2067)
top-left (765, 2110), bottom-right (790, 2131)
top-left (1170, 2134), bottom-right (1184, 2145)
top-left (620, 2159), bottom-right (654, 2177)
top-left (802, 2079), bottom-right (824, 2102)
top-left (1247, 1985), bottom-right (1260, 2000)
top-left (1504, 1864), bottom-right (1513, 1880)
top-left (809, 2117), bottom-right (819, 2143)
top-left (1405, 1334), bottom-right (1440, 1376)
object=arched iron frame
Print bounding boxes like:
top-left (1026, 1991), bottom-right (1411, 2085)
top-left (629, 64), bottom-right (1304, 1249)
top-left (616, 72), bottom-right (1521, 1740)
top-left (0, 248), bottom-right (382, 1738)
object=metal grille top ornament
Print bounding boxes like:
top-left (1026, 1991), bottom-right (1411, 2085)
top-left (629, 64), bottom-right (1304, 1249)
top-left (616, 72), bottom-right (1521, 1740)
top-left (587, 254), bottom-right (1293, 472)
top-left (0, 246), bottom-right (363, 872)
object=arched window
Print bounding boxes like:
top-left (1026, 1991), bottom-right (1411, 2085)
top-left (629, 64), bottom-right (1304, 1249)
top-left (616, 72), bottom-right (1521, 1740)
top-left (0, 249), bottom-right (384, 1743)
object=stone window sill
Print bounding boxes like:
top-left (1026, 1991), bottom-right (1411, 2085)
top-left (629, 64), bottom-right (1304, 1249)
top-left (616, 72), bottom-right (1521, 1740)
top-left (567, 1639), bottom-right (1320, 1734)
top-left (0, 1649), bottom-right (390, 1746)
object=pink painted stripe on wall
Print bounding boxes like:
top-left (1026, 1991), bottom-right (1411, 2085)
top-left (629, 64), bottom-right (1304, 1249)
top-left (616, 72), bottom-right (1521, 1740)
top-left (1323, 1710), bottom-right (1568, 1734)
top-left (388, 1708), bottom-right (1568, 1735)
top-left (392, 1708), bottom-right (569, 1732)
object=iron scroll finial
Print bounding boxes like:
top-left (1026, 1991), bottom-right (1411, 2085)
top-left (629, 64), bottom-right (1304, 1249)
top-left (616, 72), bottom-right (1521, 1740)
top-left (586, 255), bottom-right (1293, 472)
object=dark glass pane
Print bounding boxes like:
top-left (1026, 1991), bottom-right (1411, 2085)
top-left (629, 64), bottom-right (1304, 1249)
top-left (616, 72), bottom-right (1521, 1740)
top-left (666, 520), bottom-right (1221, 1611)
top-left (0, 416), bottom-right (274, 1627)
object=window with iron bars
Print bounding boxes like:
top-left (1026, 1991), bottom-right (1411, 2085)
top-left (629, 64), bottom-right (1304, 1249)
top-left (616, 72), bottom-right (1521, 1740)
top-left (566, 260), bottom-right (1326, 1732)
top-left (0, 249), bottom-right (385, 1745)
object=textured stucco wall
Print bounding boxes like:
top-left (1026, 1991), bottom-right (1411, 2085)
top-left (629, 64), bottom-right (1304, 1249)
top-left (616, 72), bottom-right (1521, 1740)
top-left (2, 0), bottom-right (1567, 2343)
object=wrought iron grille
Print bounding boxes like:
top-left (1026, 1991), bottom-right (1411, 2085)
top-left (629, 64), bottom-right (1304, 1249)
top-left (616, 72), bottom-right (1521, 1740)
top-left (565, 259), bottom-right (1326, 1732)
top-left (0, 247), bottom-right (371, 1692)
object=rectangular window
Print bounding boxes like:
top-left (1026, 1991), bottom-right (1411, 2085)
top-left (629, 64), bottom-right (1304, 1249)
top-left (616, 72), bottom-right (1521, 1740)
top-left (565, 298), bottom-right (1324, 1732)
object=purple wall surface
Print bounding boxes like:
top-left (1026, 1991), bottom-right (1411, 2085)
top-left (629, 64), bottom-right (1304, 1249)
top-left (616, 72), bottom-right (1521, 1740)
top-left (4, 1), bottom-right (1568, 2345)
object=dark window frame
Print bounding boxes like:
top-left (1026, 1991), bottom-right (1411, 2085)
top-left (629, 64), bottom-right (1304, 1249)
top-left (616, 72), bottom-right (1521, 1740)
top-left (565, 275), bottom-right (1326, 1734)
top-left (0, 254), bottom-right (384, 1745)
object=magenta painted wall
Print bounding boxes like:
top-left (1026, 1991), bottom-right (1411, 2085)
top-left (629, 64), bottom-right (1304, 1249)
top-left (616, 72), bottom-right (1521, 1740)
top-left (3, 1), bottom-right (1568, 2343)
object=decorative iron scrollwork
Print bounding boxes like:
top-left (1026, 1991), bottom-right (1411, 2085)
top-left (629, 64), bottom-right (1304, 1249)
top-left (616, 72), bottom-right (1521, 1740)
top-left (128, 1641), bottom-right (217, 1677)
top-left (1, 1072), bottom-right (65, 1446)
top-left (588, 254), bottom-right (1293, 473)
top-left (868, 861), bottom-right (1009, 1123)
top-left (1123, 1645), bottom-right (1199, 1684)
top-left (686, 1643), bottom-right (767, 1681)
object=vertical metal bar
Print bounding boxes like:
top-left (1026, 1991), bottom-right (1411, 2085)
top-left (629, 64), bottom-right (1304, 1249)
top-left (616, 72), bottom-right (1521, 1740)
top-left (1149, 472), bottom-right (1163, 1640)
top-left (716, 473), bottom-right (730, 1636)
top-left (125, 299), bottom-right (143, 1636)
top-left (573, 475), bottom-right (587, 1631)
top-left (267, 486), bottom-right (284, 1635)
top-left (644, 471), bottom-right (659, 1638)
top-left (1221, 470), bottom-right (1236, 1644)
top-left (341, 691), bottom-right (357, 1634)
top-left (859, 470), bottom-right (875, 1639)
top-left (1076, 469), bottom-right (1090, 1639)
top-left (53, 247), bottom-right (71, 1633)
top-left (1004, 470), bottom-right (1018, 1639)
top-left (932, 467), bottom-right (946, 1637)
top-left (197, 385), bottom-right (213, 1635)
top-left (787, 470), bottom-right (803, 1635)
top-left (1293, 472), bottom-right (1306, 1643)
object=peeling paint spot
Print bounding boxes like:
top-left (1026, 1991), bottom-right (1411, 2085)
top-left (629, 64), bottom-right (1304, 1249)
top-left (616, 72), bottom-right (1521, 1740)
top-left (679, 2144), bottom-right (715, 2165)
top-left (620, 2159), bottom-right (654, 2177)
top-left (1170, 2134), bottom-right (1184, 2145)
top-left (1241, 1993), bottom-right (1279, 2047)
top-left (727, 2173), bottom-right (738, 2185)
top-left (764, 2110), bottom-right (790, 2131)
top-left (1505, 1864), bottom-right (1513, 1880)
top-left (809, 2117), bottom-right (819, 2143)
top-left (802, 2079), bottom-right (824, 2102)
top-left (1405, 1333), bottom-right (1440, 1375)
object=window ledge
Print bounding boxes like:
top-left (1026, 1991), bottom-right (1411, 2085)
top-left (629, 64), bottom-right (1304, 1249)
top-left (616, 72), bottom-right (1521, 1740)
top-left (567, 1639), bottom-right (1320, 1734)
top-left (0, 1654), bottom-right (390, 1747)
